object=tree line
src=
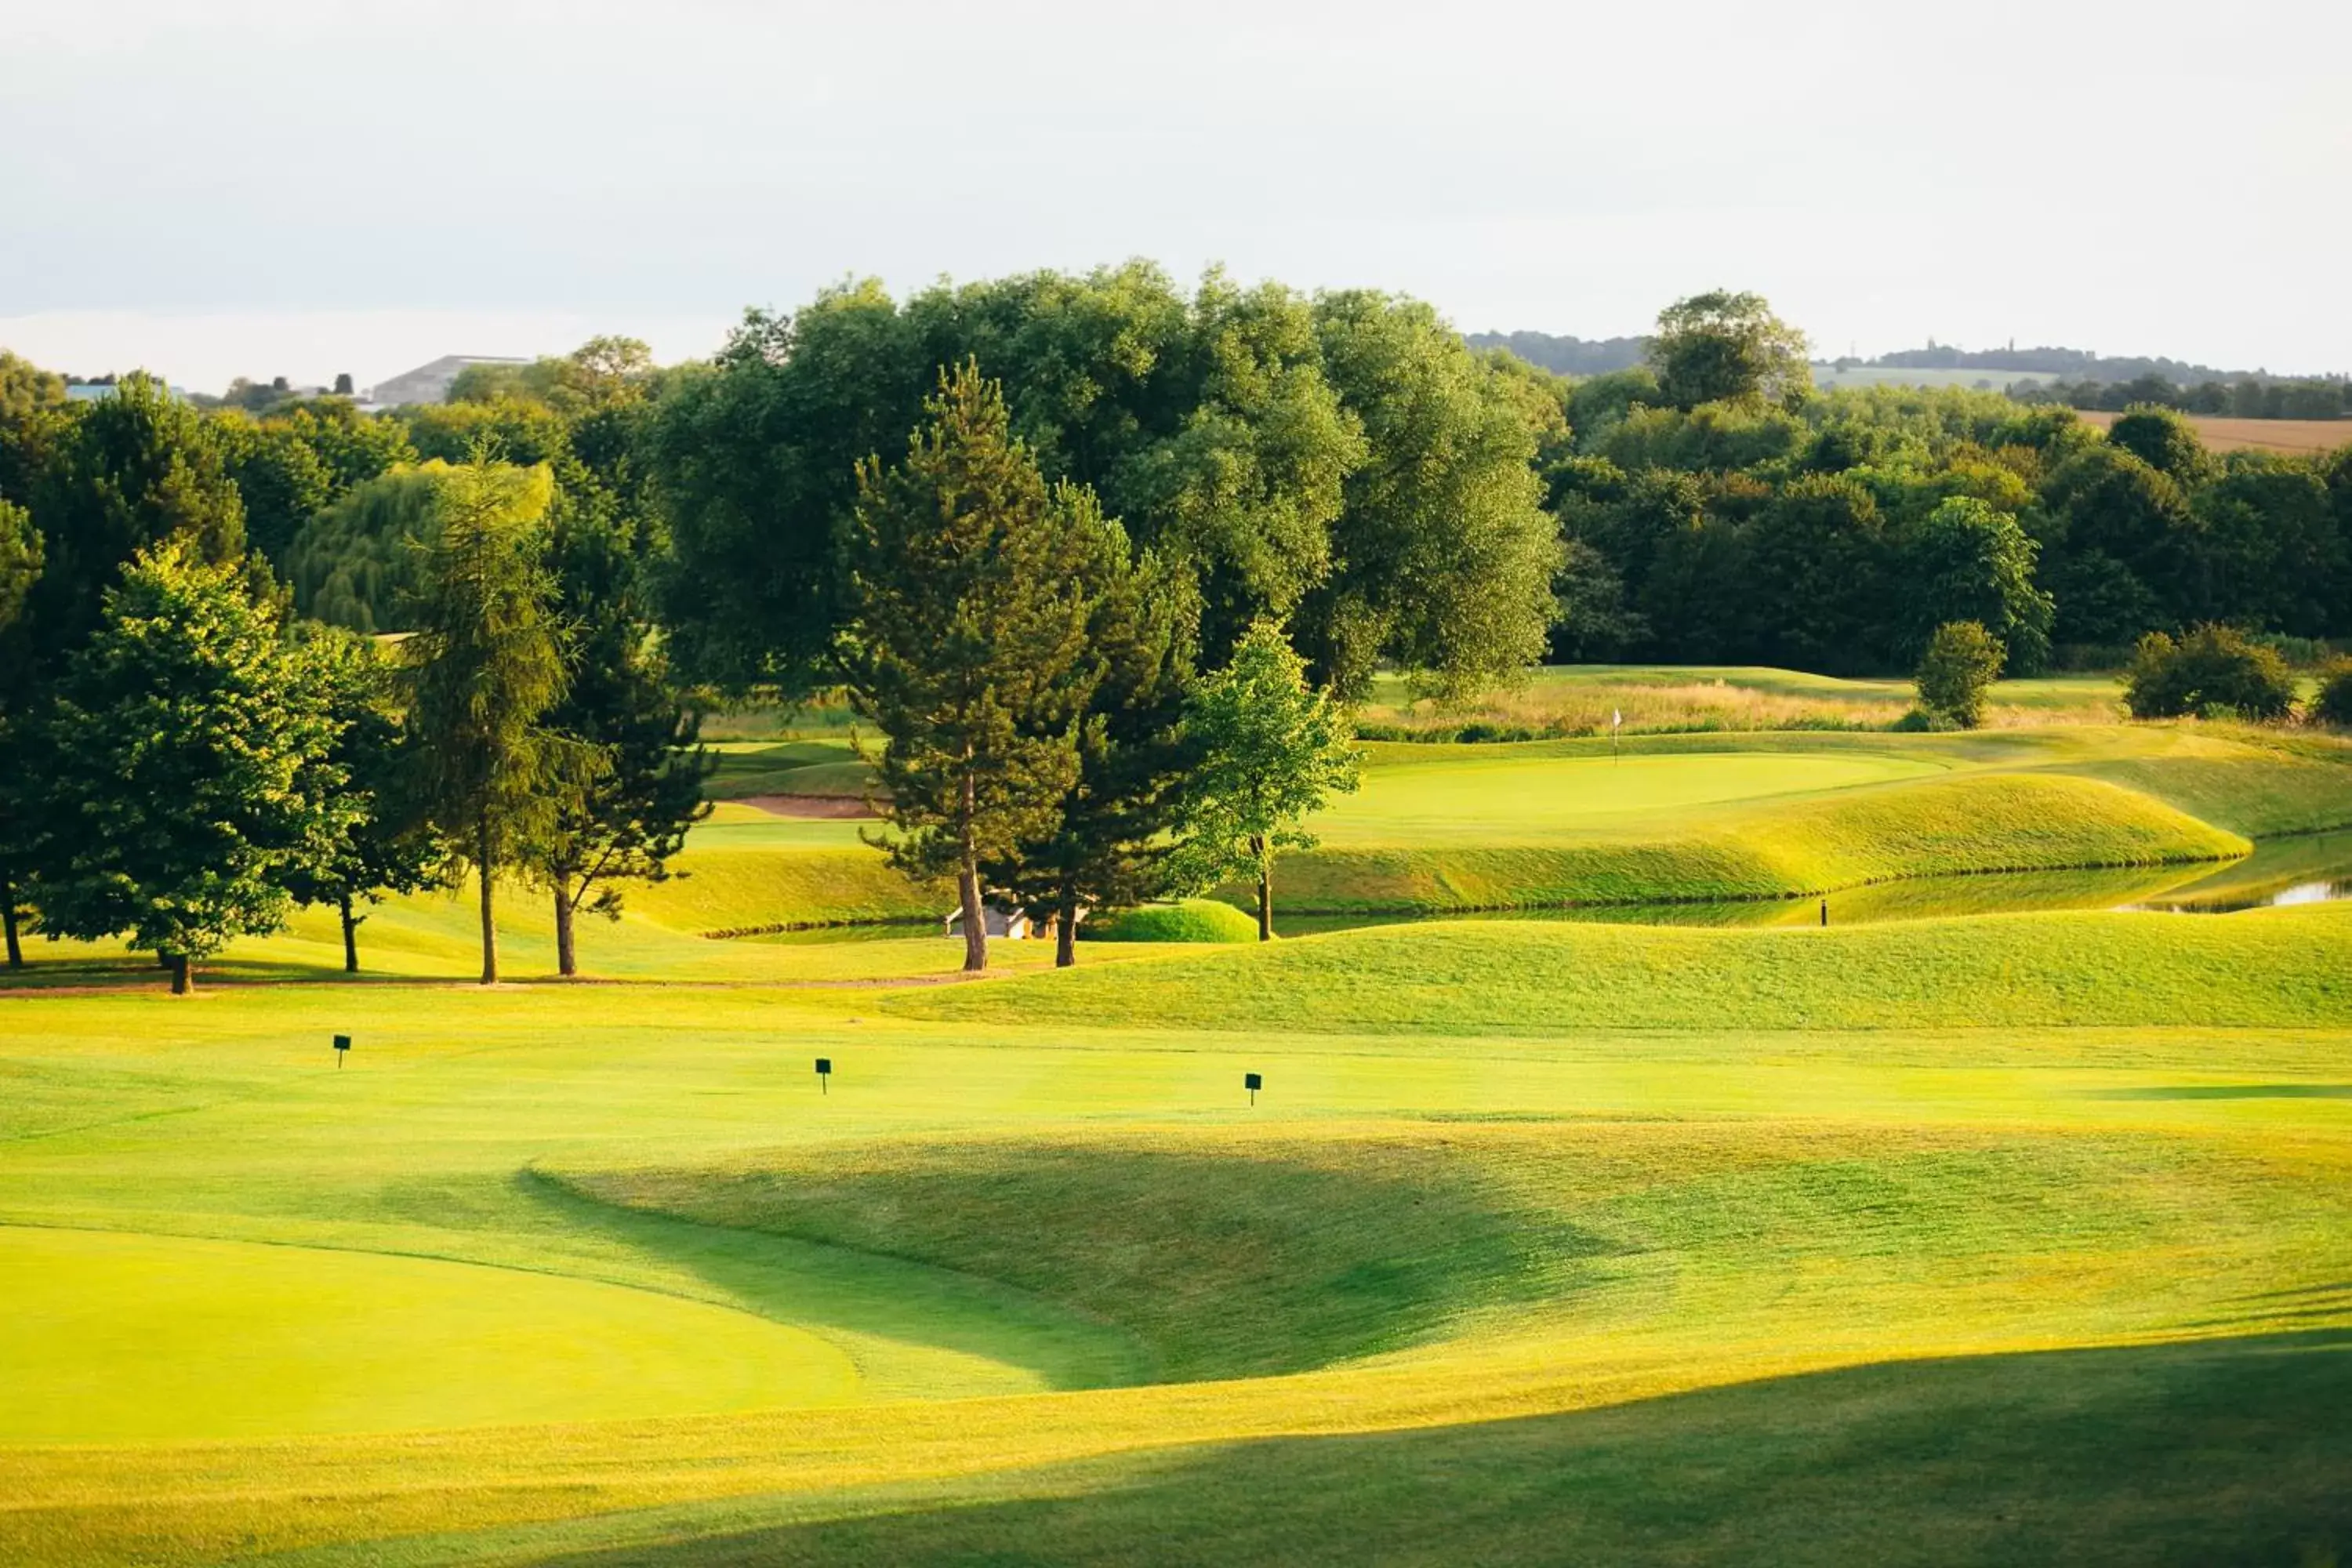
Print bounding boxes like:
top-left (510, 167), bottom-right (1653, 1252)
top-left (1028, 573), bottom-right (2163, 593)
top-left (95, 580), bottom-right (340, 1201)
top-left (1543, 297), bottom-right (2352, 673)
top-left (4, 270), bottom-right (2349, 984)
top-left (0, 354), bottom-right (708, 989)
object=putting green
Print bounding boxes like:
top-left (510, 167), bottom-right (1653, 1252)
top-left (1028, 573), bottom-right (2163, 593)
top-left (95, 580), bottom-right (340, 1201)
top-left (1313, 750), bottom-right (1946, 845)
top-left (0, 1225), bottom-right (862, 1443)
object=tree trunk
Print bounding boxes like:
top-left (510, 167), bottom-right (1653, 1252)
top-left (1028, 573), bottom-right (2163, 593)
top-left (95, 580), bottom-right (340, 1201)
top-left (1055, 887), bottom-right (1079, 968)
top-left (2, 869), bottom-right (22, 969)
top-left (339, 891), bottom-right (359, 974)
top-left (554, 886), bottom-right (577, 978)
top-left (957, 760), bottom-right (985, 972)
top-left (958, 861), bottom-right (988, 973)
top-left (477, 818), bottom-right (499, 985)
top-left (169, 954), bottom-right (191, 995)
top-left (1253, 834), bottom-right (1273, 942)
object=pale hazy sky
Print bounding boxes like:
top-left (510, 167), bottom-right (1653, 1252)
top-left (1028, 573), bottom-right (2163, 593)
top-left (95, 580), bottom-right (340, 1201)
top-left (4, 0), bottom-right (2347, 393)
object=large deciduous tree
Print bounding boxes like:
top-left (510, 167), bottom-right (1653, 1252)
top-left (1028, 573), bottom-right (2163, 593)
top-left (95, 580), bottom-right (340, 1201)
top-left (1892, 496), bottom-right (2054, 673)
top-left (847, 363), bottom-right (1101, 973)
top-left (2, 372), bottom-right (252, 971)
top-left (1647, 291), bottom-right (1812, 412)
top-left (399, 454), bottom-right (575, 985)
top-left (1170, 621), bottom-right (1360, 941)
top-left (1303, 292), bottom-right (1562, 701)
top-left (34, 542), bottom-right (345, 993)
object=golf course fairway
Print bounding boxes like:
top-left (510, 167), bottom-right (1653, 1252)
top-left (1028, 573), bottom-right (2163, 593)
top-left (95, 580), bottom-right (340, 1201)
top-left (4, 714), bottom-right (2349, 1564)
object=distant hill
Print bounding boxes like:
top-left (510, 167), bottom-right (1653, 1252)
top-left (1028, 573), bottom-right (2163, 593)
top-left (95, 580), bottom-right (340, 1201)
top-left (1463, 331), bottom-right (1647, 377)
top-left (1471, 329), bottom-right (2339, 387)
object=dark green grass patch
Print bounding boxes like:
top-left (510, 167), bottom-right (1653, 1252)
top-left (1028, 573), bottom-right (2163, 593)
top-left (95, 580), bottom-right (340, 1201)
top-left (563, 1138), bottom-right (1611, 1383)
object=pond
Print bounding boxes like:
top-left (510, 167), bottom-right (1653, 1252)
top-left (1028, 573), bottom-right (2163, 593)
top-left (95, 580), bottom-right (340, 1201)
top-left (718, 833), bottom-right (2352, 946)
top-left (1266, 832), bottom-right (2352, 936)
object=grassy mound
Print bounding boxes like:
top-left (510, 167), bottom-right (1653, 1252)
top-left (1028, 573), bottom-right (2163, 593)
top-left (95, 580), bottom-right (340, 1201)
top-left (1242, 772), bottom-right (2245, 915)
top-left (905, 903), bottom-right (2352, 1035)
top-left (1083, 899), bottom-right (1263, 944)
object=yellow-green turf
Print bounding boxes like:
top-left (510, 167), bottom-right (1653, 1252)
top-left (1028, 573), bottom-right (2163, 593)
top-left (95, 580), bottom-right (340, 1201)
top-left (3, 699), bottom-right (2350, 1564)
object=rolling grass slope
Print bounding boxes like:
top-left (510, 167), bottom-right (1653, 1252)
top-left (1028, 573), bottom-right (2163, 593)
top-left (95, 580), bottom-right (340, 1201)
top-left (1241, 770), bottom-right (2246, 914)
top-left (6, 688), bottom-right (2352, 1566)
top-left (2, 921), bottom-right (2349, 1563)
top-left (909, 902), bottom-right (2352, 1034)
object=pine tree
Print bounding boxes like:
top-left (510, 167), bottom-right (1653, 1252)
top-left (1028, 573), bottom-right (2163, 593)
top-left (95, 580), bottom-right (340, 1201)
top-left (34, 542), bottom-right (345, 993)
top-left (532, 491), bottom-right (711, 978)
top-left (398, 453), bottom-right (575, 985)
top-left (278, 627), bottom-right (445, 971)
top-left (985, 525), bottom-right (1200, 967)
top-left (847, 362), bottom-right (1101, 972)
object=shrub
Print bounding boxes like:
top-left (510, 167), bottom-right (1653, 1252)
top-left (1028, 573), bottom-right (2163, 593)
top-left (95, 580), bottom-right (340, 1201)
top-left (1913, 621), bottom-right (2005, 728)
top-left (1083, 898), bottom-right (1263, 944)
top-left (2312, 659), bottom-right (2352, 729)
top-left (2123, 626), bottom-right (2297, 721)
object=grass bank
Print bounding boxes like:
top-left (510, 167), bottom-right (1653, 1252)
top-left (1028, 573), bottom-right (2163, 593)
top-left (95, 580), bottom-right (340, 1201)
top-left (906, 903), bottom-right (2352, 1034)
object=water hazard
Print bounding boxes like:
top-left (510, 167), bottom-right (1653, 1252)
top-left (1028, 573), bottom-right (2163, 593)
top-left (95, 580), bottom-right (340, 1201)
top-left (1272, 831), bottom-right (2352, 935)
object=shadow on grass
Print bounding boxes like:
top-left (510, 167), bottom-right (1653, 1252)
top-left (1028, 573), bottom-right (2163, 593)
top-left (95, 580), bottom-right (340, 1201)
top-left (553, 1143), bottom-right (1618, 1382)
top-left (506, 1331), bottom-right (2352, 1568)
top-left (2086, 1084), bottom-right (2352, 1101)
top-left (514, 1171), bottom-right (1148, 1392)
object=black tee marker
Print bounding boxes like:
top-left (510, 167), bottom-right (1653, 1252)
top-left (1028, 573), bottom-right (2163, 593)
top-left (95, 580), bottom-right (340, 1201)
top-left (1245, 1071), bottom-right (1262, 1106)
top-left (332, 1033), bottom-right (350, 1068)
top-left (815, 1057), bottom-right (832, 1094)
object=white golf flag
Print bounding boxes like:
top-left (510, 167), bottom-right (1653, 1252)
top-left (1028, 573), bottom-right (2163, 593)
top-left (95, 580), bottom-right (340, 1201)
top-left (1612, 709), bottom-right (1621, 730)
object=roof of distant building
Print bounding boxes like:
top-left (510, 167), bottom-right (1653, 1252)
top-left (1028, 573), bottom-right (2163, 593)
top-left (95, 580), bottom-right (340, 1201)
top-left (365, 354), bottom-right (532, 407)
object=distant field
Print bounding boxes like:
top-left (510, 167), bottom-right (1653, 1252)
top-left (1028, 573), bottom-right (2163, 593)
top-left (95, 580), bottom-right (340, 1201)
top-left (2075, 408), bottom-right (2352, 456)
top-left (1811, 364), bottom-right (2067, 393)
top-left (1358, 665), bottom-right (2128, 738)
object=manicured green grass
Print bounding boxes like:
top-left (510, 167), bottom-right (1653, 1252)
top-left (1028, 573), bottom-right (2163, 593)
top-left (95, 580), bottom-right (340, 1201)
top-left (2, 953), bottom-right (2348, 1562)
top-left (1245, 769), bottom-right (2246, 915)
top-left (910, 903), bottom-right (2352, 1034)
top-left (0, 1225), bottom-right (862, 1443)
top-left (5, 682), bottom-right (2350, 1566)
top-left (483, 1334), bottom-right (2352, 1568)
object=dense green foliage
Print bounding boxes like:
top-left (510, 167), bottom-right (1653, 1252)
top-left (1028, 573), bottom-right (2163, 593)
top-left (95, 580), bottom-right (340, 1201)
top-left (31, 543), bottom-right (343, 990)
top-left (1170, 622), bottom-right (1362, 938)
top-left (282, 462), bottom-right (452, 631)
top-left (1548, 372), bottom-right (2350, 671)
top-left (2122, 625), bottom-right (2299, 720)
top-left (2315, 658), bottom-right (2352, 728)
top-left (397, 456), bottom-right (575, 984)
top-left (847, 365), bottom-right (1103, 970)
top-left (1913, 621), bottom-right (2005, 728)
top-left (652, 265), bottom-right (1558, 699)
top-left (1647, 291), bottom-right (1811, 411)
top-left (985, 525), bottom-right (1200, 965)
top-left (1082, 896), bottom-right (1262, 943)
top-left (274, 627), bottom-right (442, 972)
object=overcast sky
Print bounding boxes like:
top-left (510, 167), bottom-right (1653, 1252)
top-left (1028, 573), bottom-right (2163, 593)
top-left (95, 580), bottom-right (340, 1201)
top-left (4, 0), bottom-right (2346, 393)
